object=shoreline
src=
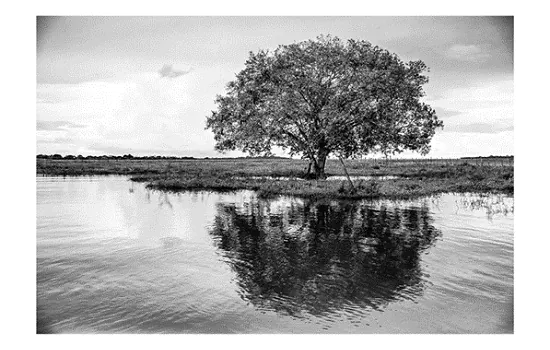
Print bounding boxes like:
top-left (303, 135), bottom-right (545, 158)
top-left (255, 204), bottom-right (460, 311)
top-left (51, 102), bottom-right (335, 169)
top-left (37, 158), bottom-right (514, 200)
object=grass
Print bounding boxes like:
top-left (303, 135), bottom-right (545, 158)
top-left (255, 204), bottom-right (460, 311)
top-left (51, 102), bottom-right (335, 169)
top-left (37, 158), bottom-right (514, 199)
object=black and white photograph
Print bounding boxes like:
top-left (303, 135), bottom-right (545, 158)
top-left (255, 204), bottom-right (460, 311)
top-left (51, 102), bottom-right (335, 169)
top-left (28, 10), bottom-right (524, 338)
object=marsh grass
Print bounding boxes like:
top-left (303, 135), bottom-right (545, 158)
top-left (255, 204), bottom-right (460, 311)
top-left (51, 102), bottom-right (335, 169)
top-left (37, 158), bottom-right (513, 199)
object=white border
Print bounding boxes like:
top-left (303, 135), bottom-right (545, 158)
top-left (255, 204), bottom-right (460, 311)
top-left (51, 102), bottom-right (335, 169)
top-left (3, 1), bottom-right (548, 349)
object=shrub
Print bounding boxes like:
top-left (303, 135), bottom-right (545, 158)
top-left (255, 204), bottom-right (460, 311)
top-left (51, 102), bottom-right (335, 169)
top-left (357, 179), bottom-right (380, 195)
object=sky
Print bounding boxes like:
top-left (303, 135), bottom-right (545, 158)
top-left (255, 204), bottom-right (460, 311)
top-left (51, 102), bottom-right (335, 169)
top-left (36, 16), bottom-right (513, 158)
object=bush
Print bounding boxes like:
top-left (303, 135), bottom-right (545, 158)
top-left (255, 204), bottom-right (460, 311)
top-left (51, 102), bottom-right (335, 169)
top-left (337, 181), bottom-right (347, 194)
top-left (357, 179), bottom-right (380, 195)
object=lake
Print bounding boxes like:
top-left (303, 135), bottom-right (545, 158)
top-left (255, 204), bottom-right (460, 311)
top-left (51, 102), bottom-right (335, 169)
top-left (36, 176), bottom-right (513, 333)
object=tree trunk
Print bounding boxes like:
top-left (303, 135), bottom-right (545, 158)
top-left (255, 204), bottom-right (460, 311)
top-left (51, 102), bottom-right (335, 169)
top-left (305, 160), bottom-right (312, 176)
top-left (313, 153), bottom-right (327, 179)
top-left (338, 156), bottom-right (356, 193)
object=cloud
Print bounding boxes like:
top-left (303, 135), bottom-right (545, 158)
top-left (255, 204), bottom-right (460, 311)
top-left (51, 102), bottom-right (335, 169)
top-left (36, 71), bottom-right (215, 156)
top-left (37, 121), bottom-right (86, 131)
top-left (429, 79), bottom-right (513, 124)
top-left (39, 136), bottom-right (75, 144)
top-left (434, 107), bottom-right (462, 119)
top-left (444, 122), bottom-right (513, 134)
top-left (445, 44), bottom-right (491, 62)
top-left (427, 131), bottom-right (513, 158)
top-left (158, 64), bottom-right (192, 79)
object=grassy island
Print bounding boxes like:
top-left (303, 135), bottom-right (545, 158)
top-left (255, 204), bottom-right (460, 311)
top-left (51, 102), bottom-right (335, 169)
top-left (37, 157), bottom-right (513, 200)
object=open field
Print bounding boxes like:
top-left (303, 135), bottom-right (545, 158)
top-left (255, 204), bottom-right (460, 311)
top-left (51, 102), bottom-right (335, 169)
top-left (36, 157), bottom-right (513, 199)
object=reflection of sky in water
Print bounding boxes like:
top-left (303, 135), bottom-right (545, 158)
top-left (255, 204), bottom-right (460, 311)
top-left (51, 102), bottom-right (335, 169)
top-left (38, 177), bottom-right (221, 245)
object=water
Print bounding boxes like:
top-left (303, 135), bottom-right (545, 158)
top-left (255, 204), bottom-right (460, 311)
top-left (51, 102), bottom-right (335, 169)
top-left (325, 175), bottom-right (399, 181)
top-left (37, 176), bottom-right (513, 333)
top-left (232, 175), bottom-right (399, 181)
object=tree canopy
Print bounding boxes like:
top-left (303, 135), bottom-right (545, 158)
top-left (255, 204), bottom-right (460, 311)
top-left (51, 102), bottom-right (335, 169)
top-left (206, 35), bottom-right (443, 178)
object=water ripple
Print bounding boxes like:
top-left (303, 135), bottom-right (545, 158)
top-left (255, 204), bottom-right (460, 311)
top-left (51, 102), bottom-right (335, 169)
top-left (37, 177), bottom-right (513, 333)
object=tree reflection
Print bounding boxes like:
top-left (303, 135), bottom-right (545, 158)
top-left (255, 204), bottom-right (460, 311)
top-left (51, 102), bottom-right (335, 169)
top-left (209, 197), bottom-right (441, 317)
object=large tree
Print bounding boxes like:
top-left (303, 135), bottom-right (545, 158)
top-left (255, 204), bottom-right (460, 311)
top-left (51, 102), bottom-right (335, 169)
top-left (206, 35), bottom-right (443, 179)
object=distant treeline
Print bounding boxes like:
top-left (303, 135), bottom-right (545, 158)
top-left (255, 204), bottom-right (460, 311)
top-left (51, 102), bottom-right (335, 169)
top-left (37, 154), bottom-right (513, 161)
top-left (36, 154), bottom-right (197, 160)
top-left (36, 154), bottom-right (290, 160)
top-left (460, 155), bottom-right (514, 160)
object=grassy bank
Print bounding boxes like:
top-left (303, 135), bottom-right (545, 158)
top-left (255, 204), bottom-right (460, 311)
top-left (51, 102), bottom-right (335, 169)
top-left (37, 158), bottom-right (514, 199)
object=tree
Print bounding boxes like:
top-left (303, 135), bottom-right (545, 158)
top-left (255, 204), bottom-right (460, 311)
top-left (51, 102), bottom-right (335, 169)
top-left (206, 35), bottom-right (443, 179)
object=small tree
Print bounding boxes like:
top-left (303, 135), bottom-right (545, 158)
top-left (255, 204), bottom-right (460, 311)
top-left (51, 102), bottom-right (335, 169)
top-left (206, 35), bottom-right (443, 179)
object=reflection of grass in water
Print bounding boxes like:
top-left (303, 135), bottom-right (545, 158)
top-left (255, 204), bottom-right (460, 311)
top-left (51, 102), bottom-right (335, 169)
top-left (158, 193), bottom-right (173, 209)
top-left (457, 193), bottom-right (514, 218)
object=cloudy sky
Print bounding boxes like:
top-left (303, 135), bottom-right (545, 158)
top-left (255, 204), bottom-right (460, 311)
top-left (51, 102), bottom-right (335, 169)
top-left (36, 16), bottom-right (513, 158)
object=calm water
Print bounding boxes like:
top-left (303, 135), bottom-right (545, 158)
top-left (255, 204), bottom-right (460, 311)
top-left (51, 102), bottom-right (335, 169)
top-left (233, 175), bottom-right (398, 181)
top-left (37, 176), bottom-right (513, 333)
